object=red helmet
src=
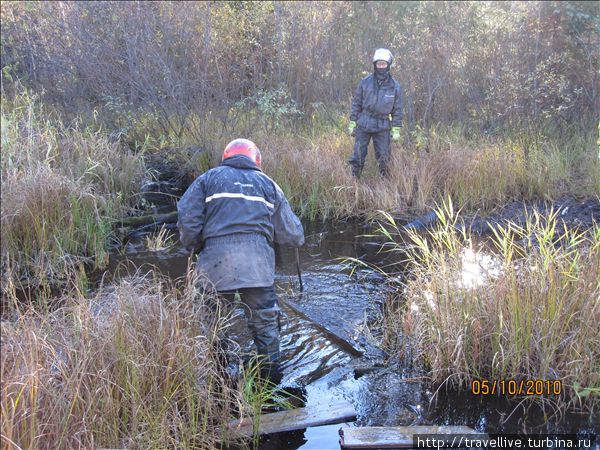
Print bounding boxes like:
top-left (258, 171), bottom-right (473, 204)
top-left (222, 138), bottom-right (262, 168)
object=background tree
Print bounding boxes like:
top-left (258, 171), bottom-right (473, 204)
top-left (1, 1), bottom-right (598, 141)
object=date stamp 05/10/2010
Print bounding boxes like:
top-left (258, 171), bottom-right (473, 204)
top-left (471, 379), bottom-right (563, 396)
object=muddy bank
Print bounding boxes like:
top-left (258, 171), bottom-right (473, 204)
top-left (138, 154), bottom-right (191, 213)
top-left (131, 155), bottom-right (600, 237)
top-left (461, 196), bottom-right (599, 233)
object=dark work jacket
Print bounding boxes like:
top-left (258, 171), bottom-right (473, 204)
top-left (177, 155), bottom-right (304, 290)
top-left (350, 73), bottom-right (403, 133)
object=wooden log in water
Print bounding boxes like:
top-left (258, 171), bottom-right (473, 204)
top-left (280, 297), bottom-right (364, 357)
top-left (114, 211), bottom-right (178, 228)
top-left (339, 425), bottom-right (479, 449)
top-left (402, 210), bottom-right (439, 231)
top-left (228, 398), bottom-right (356, 438)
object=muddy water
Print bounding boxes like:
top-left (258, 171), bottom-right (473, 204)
top-left (107, 220), bottom-right (599, 450)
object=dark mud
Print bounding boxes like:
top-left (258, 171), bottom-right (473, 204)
top-left (461, 196), bottom-right (599, 234)
top-left (138, 153), bottom-right (191, 214)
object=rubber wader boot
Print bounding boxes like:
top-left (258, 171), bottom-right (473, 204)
top-left (247, 305), bottom-right (282, 384)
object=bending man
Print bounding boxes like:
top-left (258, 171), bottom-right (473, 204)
top-left (177, 138), bottom-right (305, 382)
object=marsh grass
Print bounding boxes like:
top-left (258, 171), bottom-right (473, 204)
top-left (376, 200), bottom-right (599, 413)
top-left (99, 104), bottom-right (598, 221)
top-left (145, 224), bottom-right (176, 252)
top-left (1, 93), bottom-right (144, 303)
top-left (220, 122), bottom-right (599, 220)
top-left (237, 358), bottom-right (296, 449)
top-left (0, 269), bottom-right (247, 449)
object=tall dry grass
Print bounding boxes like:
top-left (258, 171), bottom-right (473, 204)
top-left (377, 201), bottom-right (600, 413)
top-left (256, 125), bottom-right (600, 220)
top-left (1, 270), bottom-right (245, 449)
top-left (85, 103), bottom-right (598, 222)
top-left (1, 92), bottom-right (145, 303)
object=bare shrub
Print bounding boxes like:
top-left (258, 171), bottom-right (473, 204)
top-left (1, 2), bottom-right (597, 138)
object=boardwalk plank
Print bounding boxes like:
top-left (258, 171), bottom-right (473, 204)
top-left (228, 398), bottom-right (356, 437)
top-left (340, 425), bottom-right (479, 448)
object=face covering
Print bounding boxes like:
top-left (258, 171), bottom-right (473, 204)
top-left (374, 63), bottom-right (390, 81)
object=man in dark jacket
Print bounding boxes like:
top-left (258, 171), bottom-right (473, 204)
top-left (177, 138), bottom-right (304, 381)
top-left (348, 48), bottom-right (403, 178)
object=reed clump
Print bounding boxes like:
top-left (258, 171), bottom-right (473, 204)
top-left (0, 271), bottom-right (244, 449)
top-left (378, 201), bottom-right (599, 413)
top-left (1, 93), bottom-right (145, 302)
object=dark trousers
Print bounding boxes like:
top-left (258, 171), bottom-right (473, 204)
top-left (219, 285), bottom-right (280, 365)
top-left (349, 127), bottom-right (391, 177)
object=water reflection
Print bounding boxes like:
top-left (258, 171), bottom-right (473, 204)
top-left (105, 219), bottom-right (599, 449)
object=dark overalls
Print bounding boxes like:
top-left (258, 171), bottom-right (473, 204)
top-left (349, 73), bottom-right (403, 177)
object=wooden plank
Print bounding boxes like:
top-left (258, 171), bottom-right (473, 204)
top-left (339, 426), bottom-right (479, 449)
top-left (228, 398), bottom-right (356, 437)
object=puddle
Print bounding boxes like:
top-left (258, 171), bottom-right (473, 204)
top-left (104, 218), bottom-right (599, 449)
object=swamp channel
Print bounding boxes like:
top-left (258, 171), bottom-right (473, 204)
top-left (101, 167), bottom-right (599, 450)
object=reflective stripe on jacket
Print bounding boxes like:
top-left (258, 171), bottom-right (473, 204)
top-left (177, 154), bottom-right (304, 290)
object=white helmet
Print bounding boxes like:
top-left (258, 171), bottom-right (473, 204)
top-left (373, 48), bottom-right (393, 67)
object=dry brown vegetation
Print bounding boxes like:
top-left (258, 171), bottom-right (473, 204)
top-left (1, 271), bottom-right (243, 449)
top-left (1, 93), bottom-right (145, 301)
top-left (257, 126), bottom-right (599, 220)
top-left (1, 2), bottom-right (597, 143)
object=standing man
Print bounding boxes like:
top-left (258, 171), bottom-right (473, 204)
top-left (348, 48), bottom-right (403, 178)
top-left (177, 138), bottom-right (304, 382)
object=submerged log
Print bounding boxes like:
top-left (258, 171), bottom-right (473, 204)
top-left (228, 398), bottom-right (356, 438)
top-left (339, 425), bottom-right (479, 449)
top-left (402, 210), bottom-right (438, 231)
top-left (280, 297), bottom-right (364, 357)
top-left (115, 211), bottom-right (178, 228)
